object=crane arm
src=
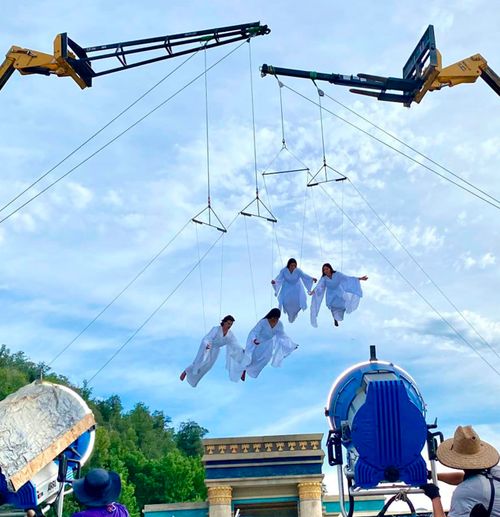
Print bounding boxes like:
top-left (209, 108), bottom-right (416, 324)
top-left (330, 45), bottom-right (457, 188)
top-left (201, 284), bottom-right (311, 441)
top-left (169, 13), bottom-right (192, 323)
top-left (423, 53), bottom-right (500, 98)
top-left (0, 22), bottom-right (270, 91)
top-left (260, 25), bottom-right (499, 106)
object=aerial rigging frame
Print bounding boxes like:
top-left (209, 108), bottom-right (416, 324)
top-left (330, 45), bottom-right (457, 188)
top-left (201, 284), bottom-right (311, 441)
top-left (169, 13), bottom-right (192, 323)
top-left (260, 25), bottom-right (499, 106)
top-left (0, 22), bottom-right (270, 90)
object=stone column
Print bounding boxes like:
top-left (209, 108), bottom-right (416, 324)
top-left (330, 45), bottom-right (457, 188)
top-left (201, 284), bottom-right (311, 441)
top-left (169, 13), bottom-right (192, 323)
top-left (208, 485), bottom-right (232, 517)
top-left (298, 481), bottom-right (323, 517)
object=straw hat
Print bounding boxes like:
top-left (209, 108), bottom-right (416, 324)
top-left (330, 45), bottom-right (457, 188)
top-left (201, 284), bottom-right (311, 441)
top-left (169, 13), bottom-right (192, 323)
top-left (437, 426), bottom-right (500, 470)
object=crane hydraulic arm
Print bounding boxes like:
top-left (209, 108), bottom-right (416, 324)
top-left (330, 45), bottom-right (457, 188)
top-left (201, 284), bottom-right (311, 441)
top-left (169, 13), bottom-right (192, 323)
top-left (0, 21), bottom-right (270, 91)
top-left (260, 25), bottom-right (499, 107)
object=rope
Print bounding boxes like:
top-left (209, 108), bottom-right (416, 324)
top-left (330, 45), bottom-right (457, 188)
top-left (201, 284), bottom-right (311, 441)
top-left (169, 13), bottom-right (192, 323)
top-left (280, 81), bottom-right (500, 211)
top-left (310, 186), bottom-right (325, 261)
top-left (48, 218), bottom-right (192, 367)
top-left (340, 179), bottom-right (344, 270)
top-left (314, 81), bottom-right (328, 171)
top-left (323, 90), bottom-right (500, 208)
top-left (261, 173), bottom-right (283, 265)
top-left (276, 76), bottom-right (286, 146)
top-left (244, 216), bottom-right (258, 321)
top-left (270, 223), bottom-right (275, 307)
top-left (347, 178), bottom-right (500, 362)
top-left (195, 223), bottom-right (207, 334)
top-left (0, 39), bottom-right (250, 226)
top-left (219, 233), bottom-right (224, 319)
top-left (299, 182), bottom-right (308, 263)
top-left (87, 212), bottom-right (240, 384)
top-left (316, 182), bottom-right (500, 378)
top-left (204, 46), bottom-right (212, 205)
top-left (0, 51), bottom-right (201, 216)
top-left (273, 223), bottom-right (283, 266)
top-left (247, 40), bottom-right (259, 192)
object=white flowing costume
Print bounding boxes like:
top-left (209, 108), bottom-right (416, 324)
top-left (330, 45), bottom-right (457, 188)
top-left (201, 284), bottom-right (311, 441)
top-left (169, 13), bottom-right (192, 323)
top-left (242, 319), bottom-right (298, 378)
top-left (184, 326), bottom-right (244, 387)
top-left (310, 271), bottom-right (363, 327)
top-left (272, 267), bottom-right (315, 323)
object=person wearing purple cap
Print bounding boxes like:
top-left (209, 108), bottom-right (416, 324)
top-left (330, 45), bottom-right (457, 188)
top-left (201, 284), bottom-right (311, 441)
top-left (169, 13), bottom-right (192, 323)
top-left (71, 468), bottom-right (129, 517)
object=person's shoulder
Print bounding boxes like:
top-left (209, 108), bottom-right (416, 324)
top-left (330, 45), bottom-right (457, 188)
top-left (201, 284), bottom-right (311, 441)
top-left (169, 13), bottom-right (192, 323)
top-left (490, 465), bottom-right (500, 477)
top-left (71, 509), bottom-right (105, 517)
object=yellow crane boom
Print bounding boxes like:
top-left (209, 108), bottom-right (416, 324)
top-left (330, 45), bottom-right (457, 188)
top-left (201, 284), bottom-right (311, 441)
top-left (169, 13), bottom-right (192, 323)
top-left (0, 22), bottom-right (270, 91)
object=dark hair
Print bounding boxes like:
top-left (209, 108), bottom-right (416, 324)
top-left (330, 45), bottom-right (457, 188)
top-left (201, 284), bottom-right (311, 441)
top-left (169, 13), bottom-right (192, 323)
top-left (263, 308), bottom-right (281, 320)
top-left (220, 315), bottom-right (235, 325)
top-left (286, 258), bottom-right (297, 269)
top-left (321, 263), bottom-right (335, 276)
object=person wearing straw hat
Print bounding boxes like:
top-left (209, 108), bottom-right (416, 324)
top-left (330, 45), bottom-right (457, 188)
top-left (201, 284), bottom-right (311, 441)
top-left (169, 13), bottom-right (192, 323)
top-left (422, 425), bottom-right (500, 517)
top-left (71, 468), bottom-right (130, 517)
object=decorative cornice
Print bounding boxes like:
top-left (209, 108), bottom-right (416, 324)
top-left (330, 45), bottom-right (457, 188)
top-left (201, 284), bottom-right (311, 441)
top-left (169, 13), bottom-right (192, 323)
top-left (207, 485), bottom-right (232, 505)
top-left (298, 481), bottom-right (322, 500)
top-left (204, 439), bottom-right (322, 456)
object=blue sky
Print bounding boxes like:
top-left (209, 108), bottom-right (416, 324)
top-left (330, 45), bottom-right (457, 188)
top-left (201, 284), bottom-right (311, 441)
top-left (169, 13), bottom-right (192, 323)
top-left (1, 0), bottom-right (499, 505)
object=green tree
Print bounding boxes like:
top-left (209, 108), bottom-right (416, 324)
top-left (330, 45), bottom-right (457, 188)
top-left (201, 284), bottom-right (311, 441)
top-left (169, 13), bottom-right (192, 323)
top-left (175, 421), bottom-right (208, 457)
top-left (0, 345), bottom-right (209, 515)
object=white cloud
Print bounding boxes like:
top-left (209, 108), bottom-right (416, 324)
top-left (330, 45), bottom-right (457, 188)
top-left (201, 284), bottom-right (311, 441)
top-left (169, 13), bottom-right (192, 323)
top-left (0, 0), bottom-right (498, 449)
top-left (459, 251), bottom-right (496, 270)
top-left (66, 182), bottom-right (93, 209)
top-left (103, 189), bottom-right (124, 207)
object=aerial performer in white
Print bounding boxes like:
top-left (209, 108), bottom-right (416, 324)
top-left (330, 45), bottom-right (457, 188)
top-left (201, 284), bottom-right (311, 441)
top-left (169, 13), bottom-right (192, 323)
top-left (310, 263), bottom-right (368, 327)
top-left (240, 308), bottom-right (298, 381)
top-left (180, 315), bottom-right (244, 387)
top-left (271, 258), bottom-right (317, 323)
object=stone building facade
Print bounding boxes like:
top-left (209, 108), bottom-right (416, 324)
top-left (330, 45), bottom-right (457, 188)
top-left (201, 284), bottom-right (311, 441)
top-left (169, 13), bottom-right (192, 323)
top-left (143, 433), bottom-right (384, 517)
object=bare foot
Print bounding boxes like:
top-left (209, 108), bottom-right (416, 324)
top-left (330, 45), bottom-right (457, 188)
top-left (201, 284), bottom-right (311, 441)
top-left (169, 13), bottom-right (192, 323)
top-left (334, 319), bottom-right (339, 327)
top-left (241, 370), bottom-right (246, 382)
top-left (180, 371), bottom-right (186, 381)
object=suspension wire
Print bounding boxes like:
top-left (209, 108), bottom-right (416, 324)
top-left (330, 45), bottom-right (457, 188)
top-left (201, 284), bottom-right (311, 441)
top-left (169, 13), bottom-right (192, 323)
top-left (195, 223), bottom-right (207, 334)
top-left (260, 75), bottom-right (309, 177)
top-left (310, 186), bottom-right (325, 260)
top-left (316, 83), bottom-right (328, 167)
top-left (248, 40), bottom-right (259, 192)
top-left (341, 179), bottom-right (344, 270)
top-left (244, 216), bottom-right (258, 321)
top-left (277, 77), bottom-right (286, 145)
top-left (299, 181), bottom-right (309, 263)
top-left (317, 182), bottom-right (500, 378)
top-left (348, 178), bottom-right (500, 361)
top-left (0, 39), bottom-right (250, 226)
top-left (219, 233), bottom-right (224, 319)
top-left (204, 46), bottom-right (211, 206)
top-left (87, 212), bottom-right (240, 384)
top-left (261, 173), bottom-right (283, 264)
top-left (270, 222), bottom-right (275, 307)
top-left (0, 51), bottom-right (201, 216)
top-left (48, 218), bottom-right (192, 367)
top-left (273, 223), bottom-right (283, 266)
top-left (323, 90), bottom-right (500, 207)
top-left (280, 82), bottom-right (500, 211)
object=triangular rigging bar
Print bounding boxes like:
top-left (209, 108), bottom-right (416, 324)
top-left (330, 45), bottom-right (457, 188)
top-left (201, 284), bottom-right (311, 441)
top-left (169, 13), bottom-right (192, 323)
top-left (307, 161), bottom-right (347, 187)
top-left (240, 39), bottom-right (277, 224)
top-left (192, 201), bottom-right (227, 232)
top-left (240, 189), bottom-right (277, 223)
top-left (307, 83), bottom-right (347, 187)
top-left (262, 78), bottom-right (310, 177)
top-left (191, 46), bottom-right (227, 233)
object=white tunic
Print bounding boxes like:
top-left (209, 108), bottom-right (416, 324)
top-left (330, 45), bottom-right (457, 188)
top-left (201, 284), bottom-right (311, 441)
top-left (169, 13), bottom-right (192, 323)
top-left (242, 319), bottom-right (298, 378)
top-left (184, 326), bottom-right (243, 387)
top-left (310, 271), bottom-right (363, 327)
top-left (273, 267), bottom-right (315, 323)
